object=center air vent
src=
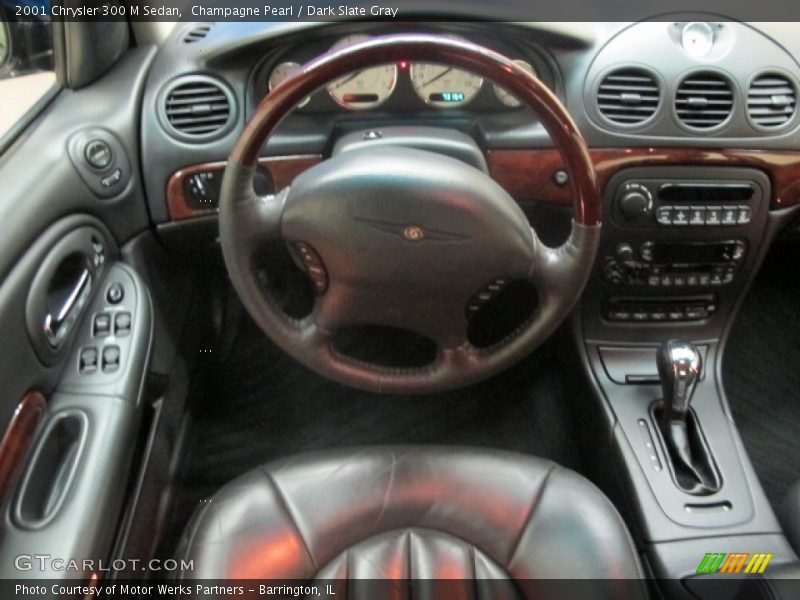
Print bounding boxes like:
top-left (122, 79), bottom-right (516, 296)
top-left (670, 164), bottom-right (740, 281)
top-left (675, 71), bottom-right (734, 130)
top-left (183, 25), bottom-right (212, 44)
top-left (747, 73), bottom-right (797, 129)
top-left (597, 67), bottom-right (660, 126)
top-left (161, 75), bottom-right (235, 142)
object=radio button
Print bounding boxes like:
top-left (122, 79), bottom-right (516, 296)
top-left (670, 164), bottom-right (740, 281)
top-left (650, 311), bottom-right (667, 322)
top-left (632, 311), bottom-right (649, 321)
top-left (686, 307), bottom-right (709, 320)
top-left (661, 275), bottom-right (673, 286)
top-left (705, 208), bottom-right (722, 225)
top-left (648, 275), bottom-right (660, 287)
top-left (668, 310), bottom-right (685, 321)
top-left (672, 206), bottom-right (690, 225)
top-left (721, 206), bottom-right (738, 226)
top-left (687, 274), bottom-right (699, 287)
top-left (674, 275), bottom-right (687, 287)
top-left (656, 207), bottom-right (672, 225)
top-left (699, 274), bottom-right (711, 286)
top-left (608, 310), bottom-right (632, 321)
top-left (689, 207), bottom-right (706, 225)
top-left (737, 206), bottom-right (752, 224)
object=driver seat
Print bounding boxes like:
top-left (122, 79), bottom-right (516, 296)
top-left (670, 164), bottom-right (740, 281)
top-left (177, 447), bottom-right (646, 598)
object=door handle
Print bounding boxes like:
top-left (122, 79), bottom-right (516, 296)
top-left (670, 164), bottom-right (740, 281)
top-left (43, 268), bottom-right (92, 348)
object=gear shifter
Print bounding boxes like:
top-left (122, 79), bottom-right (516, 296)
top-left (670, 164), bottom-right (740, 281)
top-left (655, 340), bottom-right (721, 496)
top-left (657, 340), bottom-right (702, 424)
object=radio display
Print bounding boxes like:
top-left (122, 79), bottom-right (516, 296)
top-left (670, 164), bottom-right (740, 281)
top-left (652, 242), bottom-right (731, 264)
top-left (658, 183), bottom-right (754, 204)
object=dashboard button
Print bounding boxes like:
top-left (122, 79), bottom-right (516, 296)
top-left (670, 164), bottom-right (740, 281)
top-left (737, 206), bottom-right (752, 224)
top-left (721, 206), bottom-right (738, 225)
top-left (671, 206), bottom-right (689, 225)
top-left (656, 207), bottom-right (672, 225)
top-left (705, 207), bottom-right (721, 225)
top-left (84, 139), bottom-right (113, 169)
top-left (689, 207), bottom-right (706, 225)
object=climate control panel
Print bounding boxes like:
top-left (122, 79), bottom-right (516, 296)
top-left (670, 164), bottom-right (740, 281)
top-left (613, 179), bottom-right (757, 228)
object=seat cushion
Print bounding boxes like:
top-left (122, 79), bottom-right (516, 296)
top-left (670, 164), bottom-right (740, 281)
top-left (177, 446), bottom-right (646, 597)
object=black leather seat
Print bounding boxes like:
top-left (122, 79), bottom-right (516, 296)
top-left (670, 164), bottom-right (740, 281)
top-left (178, 447), bottom-right (646, 598)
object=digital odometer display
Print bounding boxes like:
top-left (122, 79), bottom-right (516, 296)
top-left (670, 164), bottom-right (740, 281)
top-left (410, 63), bottom-right (483, 108)
top-left (428, 92), bottom-right (466, 103)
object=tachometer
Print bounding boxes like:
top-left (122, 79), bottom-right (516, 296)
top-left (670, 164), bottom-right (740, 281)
top-left (494, 60), bottom-right (537, 108)
top-left (409, 63), bottom-right (483, 108)
top-left (327, 35), bottom-right (397, 110)
top-left (268, 61), bottom-right (309, 108)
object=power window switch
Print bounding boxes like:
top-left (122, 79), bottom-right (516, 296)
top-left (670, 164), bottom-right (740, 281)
top-left (93, 312), bottom-right (111, 337)
top-left (79, 347), bottom-right (98, 374)
top-left (102, 345), bottom-right (121, 373)
top-left (114, 311), bottom-right (132, 336)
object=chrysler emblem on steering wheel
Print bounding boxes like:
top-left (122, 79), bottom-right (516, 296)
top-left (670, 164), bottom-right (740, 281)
top-left (403, 225), bottom-right (425, 241)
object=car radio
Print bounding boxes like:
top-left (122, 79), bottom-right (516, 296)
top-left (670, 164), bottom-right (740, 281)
top-left (602, 240), bottom-right (747, 288)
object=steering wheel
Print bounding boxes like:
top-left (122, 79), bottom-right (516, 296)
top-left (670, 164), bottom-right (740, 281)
top-left (219, 34), bottom-right (601, 394)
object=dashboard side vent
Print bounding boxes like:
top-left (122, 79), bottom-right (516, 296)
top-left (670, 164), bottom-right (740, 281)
top-left (162, 76), bottom-right (235, 141)
top-left (183, 25), bottom-right (212, 44)
top-left (597, 67), bottom-right (660, 126)
top-left (675, 72), bottom-right (734, 130)
top-left (747, 73), bottom-right (797, 129)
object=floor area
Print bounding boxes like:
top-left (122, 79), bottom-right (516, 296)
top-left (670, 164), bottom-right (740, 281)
top-left (723, 240), bottom-right (800, 511)
top-left (162, 323), bottom-right (584, 556)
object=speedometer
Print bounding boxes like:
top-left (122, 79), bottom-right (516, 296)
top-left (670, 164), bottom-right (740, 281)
top-left (409, 63), bottom-right (483, 108)
top-left (327, 35), bottom-right (397, 110)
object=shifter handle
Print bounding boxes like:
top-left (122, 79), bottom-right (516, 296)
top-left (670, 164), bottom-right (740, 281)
top-left (657, 340), bottom-right (702, 421)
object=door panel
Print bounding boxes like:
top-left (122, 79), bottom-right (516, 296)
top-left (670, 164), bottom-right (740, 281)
top-left (0, 30), bottom-right (156, 581)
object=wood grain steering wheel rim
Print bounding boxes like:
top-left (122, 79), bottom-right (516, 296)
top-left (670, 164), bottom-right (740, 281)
top-left (219, 34), bottom-right (602, 394)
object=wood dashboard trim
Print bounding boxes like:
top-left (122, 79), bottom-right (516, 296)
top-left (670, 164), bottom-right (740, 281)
top-left (166, 154), bottom-right (322, 221)
top-left (488, 147), bottom-right (800, 210)
top-left (0, 390), bottom-right (46, 502)
top-left (166, 147), bottom-right (800, 222)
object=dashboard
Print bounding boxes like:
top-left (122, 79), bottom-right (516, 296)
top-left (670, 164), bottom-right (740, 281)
top-left (140, 19), bottom-right (800, 228)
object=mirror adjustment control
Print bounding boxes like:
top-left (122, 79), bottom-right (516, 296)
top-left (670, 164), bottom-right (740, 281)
top-left (106, 282), bottom-right (124, 304)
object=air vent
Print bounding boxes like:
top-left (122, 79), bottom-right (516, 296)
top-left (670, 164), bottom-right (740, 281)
top-left (675, 72), bottom-right (734, 130)
top-left (183, 25), bottom-right (212, 44)
top-left (597, 68), bottom-right (660, 126)
top-left (162, 76), bottom-right (234, 141)
top-left (747, 73), bottom-right (797, 129)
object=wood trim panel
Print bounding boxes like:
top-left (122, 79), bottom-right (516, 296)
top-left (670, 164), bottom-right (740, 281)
top-left (166, 155), bottom-right (322, 221)
top-left (167, 147), bottom-right (800, 222)
top-left (488, 147), bottom-right (800, 210)
top-left (0, 390), bottom-right (46, 502)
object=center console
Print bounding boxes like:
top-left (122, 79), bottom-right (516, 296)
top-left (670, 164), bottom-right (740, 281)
top-left (575, 165), bottom-right (800, 596)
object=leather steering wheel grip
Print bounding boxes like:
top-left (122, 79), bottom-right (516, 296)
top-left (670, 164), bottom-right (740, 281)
top-left (218, 34), bottom-right (602, 394)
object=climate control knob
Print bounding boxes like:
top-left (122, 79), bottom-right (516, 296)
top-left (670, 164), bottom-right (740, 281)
top-left (615, 243), bottom-right (635, 261)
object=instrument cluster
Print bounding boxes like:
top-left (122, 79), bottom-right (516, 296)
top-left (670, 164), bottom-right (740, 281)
top-left (255, 33), bottom-right (552, 114)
